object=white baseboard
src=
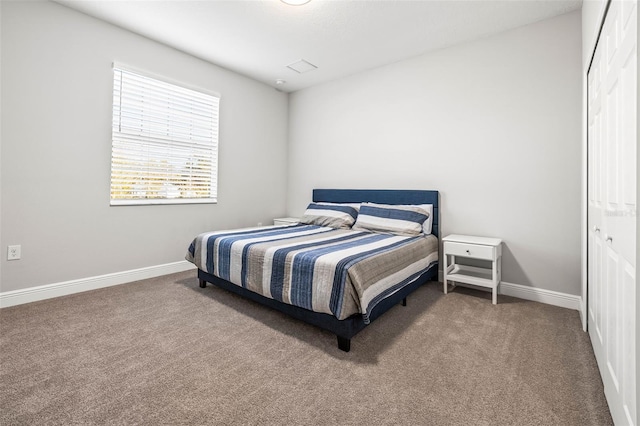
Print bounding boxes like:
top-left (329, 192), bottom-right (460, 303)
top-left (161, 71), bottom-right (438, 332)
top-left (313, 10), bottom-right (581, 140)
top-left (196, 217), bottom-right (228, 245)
top-left (0, 261), bottom-right (196, 308)
top-left (438, 270), bottom-right (581, 311)
top-left (3, 264), bottom-right (580, 311)
top-left (499, 281), bottom-right (581, 310)
top-left (579, 301), bottom-right (587, 331)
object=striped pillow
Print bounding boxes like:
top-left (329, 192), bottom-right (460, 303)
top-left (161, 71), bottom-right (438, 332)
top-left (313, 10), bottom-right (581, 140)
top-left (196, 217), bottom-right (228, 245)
top-left (299, 203), bottom-right (359, 229)
top-left (352, 203), bottom-right (429, 236)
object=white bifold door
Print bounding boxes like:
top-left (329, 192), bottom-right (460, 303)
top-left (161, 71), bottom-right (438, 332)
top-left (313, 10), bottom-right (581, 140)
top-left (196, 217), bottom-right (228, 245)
top-left (587, 1), bottom-right (637, 425)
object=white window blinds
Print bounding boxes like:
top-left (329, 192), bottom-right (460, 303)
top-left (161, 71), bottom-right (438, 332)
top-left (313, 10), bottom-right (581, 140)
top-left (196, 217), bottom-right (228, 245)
top-left (111, 65), bottom-right (219, 205)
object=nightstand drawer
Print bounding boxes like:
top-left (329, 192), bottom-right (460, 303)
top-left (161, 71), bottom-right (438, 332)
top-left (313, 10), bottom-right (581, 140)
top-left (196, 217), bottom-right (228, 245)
top-left (444, 241), bottom-right (495, 260)
top-left (274, 217), bottom-right (299, 226)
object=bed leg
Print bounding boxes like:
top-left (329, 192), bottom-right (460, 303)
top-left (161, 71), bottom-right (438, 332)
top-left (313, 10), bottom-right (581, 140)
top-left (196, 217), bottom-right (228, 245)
top-left (402, 297), bottom-right (407, 306)
top-left (337, 336), bottom-right (351, 352)
top-left (199, 279), bottom-right (207, 288)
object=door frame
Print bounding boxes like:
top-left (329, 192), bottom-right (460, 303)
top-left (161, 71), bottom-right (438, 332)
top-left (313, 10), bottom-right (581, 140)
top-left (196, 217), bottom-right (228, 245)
top-left (582, 0), bottom-right (611, 332)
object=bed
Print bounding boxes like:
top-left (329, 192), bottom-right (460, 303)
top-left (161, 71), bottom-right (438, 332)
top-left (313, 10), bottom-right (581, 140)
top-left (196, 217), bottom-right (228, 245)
top-left (186, 189), bottom-right (439, 351)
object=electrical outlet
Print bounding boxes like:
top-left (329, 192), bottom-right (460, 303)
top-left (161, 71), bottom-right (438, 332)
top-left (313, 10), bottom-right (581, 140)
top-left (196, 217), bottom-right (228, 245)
top-left (7, 245), bottom-right (21, 261)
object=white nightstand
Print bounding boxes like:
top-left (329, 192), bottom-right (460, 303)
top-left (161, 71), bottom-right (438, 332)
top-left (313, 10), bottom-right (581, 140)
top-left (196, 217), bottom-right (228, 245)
top-left (273, 217), bottom-right (299, 226)
top-left (442, 234), bottom-right (503, 304)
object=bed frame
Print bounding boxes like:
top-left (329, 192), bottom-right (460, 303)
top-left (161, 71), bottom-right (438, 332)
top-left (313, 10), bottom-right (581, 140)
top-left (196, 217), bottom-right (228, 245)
top-left (198, 189), bottom-right (440, 352)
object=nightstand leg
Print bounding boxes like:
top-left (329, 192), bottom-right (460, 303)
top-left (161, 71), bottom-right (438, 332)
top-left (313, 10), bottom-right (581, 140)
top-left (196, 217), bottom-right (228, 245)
top-left (492, 258), bottom-right (498, 304)
top-left (443, 253), bottom-right (448, 294)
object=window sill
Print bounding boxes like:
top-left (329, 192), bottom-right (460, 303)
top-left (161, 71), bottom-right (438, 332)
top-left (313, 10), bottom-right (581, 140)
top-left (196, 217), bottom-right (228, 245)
top-left (110, 198), bottom-right (217, 206)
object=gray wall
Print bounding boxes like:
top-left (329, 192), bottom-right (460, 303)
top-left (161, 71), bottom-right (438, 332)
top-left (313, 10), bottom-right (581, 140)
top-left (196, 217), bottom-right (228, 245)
top-left (287, 11), bottom-right (583, 295)
top-left (1, 3), bottom-right (585, 298)
top-left (1, 1), bottom-right (289, 292)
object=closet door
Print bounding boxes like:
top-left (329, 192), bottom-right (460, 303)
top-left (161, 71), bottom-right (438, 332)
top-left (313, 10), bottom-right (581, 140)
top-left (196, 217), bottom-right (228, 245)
top-left (587, 1), bottom-right (637, 425)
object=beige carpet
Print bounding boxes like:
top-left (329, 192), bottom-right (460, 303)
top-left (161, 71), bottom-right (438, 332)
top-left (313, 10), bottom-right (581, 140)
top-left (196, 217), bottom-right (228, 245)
top-left (0, 271), bottom-right (612, 425)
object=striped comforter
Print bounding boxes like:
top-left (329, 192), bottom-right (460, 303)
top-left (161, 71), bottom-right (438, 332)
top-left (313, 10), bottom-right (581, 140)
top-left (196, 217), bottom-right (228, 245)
top-left (186, 224), bottom-right (438, 322)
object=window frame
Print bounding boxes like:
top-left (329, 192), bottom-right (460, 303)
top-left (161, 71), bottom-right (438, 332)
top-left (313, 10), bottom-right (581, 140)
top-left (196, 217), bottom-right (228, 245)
top-left (110, 63), bottom-right (220, 206)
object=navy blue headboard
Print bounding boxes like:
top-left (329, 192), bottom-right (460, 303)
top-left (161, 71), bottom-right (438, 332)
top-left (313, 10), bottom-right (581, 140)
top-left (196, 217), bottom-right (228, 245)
top-left (312, 189), bottom-right (439, 238)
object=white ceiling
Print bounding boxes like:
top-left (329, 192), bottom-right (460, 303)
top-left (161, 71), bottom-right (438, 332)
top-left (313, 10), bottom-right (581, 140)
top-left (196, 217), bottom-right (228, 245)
top-left (55, 0), bottom-right (582, 93)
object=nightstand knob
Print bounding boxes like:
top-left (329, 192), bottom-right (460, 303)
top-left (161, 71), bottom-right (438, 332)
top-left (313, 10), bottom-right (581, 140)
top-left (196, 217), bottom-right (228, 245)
top-left (466, 249), bottom-right (470, 254)
top-left (593, 226), bottom-right (600, 233)
top-left (606, 235), bottom-right (613, 243)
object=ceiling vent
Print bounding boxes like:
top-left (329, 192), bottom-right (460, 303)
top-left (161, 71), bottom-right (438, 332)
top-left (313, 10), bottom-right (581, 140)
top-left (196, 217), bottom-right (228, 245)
top-left (286, 59), bottom-right (318, 74)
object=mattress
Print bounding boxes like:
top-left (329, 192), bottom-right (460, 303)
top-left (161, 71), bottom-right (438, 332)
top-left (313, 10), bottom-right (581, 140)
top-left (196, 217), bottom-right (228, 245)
top-left (186, 224), bottom-right (438, 322)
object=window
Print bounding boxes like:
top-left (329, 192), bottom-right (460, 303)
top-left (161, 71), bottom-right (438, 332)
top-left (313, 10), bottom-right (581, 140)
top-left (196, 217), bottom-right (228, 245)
top-left (110, 65), bottom-right (219, 205)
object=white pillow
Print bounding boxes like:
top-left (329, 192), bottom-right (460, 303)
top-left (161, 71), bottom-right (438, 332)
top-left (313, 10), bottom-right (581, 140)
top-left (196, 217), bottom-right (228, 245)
top-left (417, 204), bottom-right (434, 234)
